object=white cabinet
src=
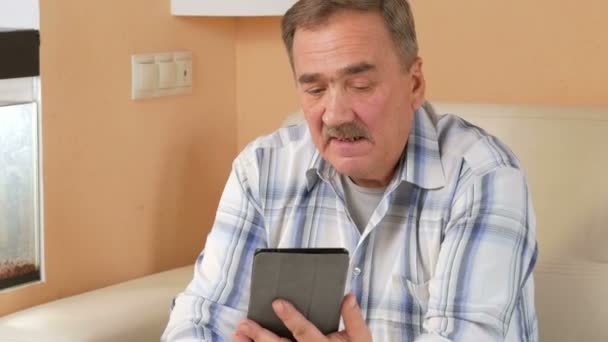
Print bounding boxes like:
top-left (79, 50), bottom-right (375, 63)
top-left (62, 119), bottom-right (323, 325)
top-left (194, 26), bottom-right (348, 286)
top-left (171, 0), bottom-right (298, 16)
top-left (0, 0), bottom-right (39, 29)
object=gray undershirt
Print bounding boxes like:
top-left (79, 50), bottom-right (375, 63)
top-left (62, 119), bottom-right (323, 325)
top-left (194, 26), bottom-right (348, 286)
top-left (338, 174), bottom-right (386, 233)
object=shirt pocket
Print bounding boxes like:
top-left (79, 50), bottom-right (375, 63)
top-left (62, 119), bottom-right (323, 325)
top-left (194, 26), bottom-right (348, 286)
top-left (366, 275), bottom-right (430, 327)
top-left (402, 276), bottom-right (430, 311)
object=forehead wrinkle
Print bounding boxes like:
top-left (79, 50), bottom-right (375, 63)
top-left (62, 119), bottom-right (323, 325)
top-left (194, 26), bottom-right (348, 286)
top-left (299, 33), bottom-right (373, 61)
top-left (296, 46), bottom-right (376, 85)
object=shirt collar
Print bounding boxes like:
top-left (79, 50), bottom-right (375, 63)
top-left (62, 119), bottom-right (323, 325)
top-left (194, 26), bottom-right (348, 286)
top-left (401, 102), bottom-right (446, 189)
top-left (305, 151), bottom-right (330, 191)
top-left (305, 102), bottom-right (446, 191)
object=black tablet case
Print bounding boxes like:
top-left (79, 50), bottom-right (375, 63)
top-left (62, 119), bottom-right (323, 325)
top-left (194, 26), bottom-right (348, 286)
top-left (247, 249), bottom-right (349, 339)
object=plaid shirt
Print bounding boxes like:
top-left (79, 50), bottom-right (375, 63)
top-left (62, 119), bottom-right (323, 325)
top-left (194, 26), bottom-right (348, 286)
top-left (162, 104), bottom-right (538, 341)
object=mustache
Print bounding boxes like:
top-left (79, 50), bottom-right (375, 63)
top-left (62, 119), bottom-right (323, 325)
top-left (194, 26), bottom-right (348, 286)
top-left (322, 122), bottom-right (371, 142)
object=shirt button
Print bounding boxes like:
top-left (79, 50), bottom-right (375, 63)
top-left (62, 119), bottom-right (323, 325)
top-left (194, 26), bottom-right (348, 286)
top-left (353, 267), bottom-right (361, 276)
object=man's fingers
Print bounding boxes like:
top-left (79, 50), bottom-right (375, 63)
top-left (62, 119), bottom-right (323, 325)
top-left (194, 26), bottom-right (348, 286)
top-left (273, 299), bottom-right (326, 341)
top-left (237, 298), bottom-right (366, 341)
top-left (235, 319), bottom-right (283, 341)
top-left (232, 332), bottom-right (252, 342)
top-left (340, 293), bottom-right (372, 341)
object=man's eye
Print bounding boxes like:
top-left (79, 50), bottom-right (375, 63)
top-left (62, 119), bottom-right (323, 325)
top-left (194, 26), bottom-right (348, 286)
top-left (307, 88), bottom-right (326, 96)
top-left (352, 85), bottom-right (371, 91)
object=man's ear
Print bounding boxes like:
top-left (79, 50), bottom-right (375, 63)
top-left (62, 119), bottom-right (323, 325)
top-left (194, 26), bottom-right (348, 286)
top-left (408, 57), bottom-right (426, 110)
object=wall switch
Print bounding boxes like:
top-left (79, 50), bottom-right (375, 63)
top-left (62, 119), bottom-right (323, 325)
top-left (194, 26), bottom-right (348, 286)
top-left (135, 63), bottom-right (157, 90)
top-left (158, 61), bottom-right (177, 89)
top-left (131, 51), bottom-right (192, 100)
top-left (131, 54), bottom-right (157, 99)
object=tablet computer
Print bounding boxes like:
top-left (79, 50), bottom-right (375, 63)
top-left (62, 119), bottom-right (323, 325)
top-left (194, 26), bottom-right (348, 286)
top-left (247, 248), bottom-right (349, 339)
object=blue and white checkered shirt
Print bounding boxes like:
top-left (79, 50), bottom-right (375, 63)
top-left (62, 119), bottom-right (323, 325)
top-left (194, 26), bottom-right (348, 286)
top-left (162, 104), bottom-right (538, 341)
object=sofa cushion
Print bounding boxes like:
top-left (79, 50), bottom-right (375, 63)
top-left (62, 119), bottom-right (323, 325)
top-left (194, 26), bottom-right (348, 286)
top-left (0, 265), bottom-right (193, 342)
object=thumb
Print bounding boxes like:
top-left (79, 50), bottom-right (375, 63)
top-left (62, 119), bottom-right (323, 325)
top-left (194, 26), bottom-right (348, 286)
top-left (341, 293), bottom-right (371, 341)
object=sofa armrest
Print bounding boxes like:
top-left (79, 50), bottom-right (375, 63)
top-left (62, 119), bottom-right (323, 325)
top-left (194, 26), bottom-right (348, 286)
top-left (0, 265), bottom-right (193, 342)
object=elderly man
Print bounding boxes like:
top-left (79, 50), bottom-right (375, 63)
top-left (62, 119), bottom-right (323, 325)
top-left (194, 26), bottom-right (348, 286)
top-left (162, 0), bottom-right (538, 341)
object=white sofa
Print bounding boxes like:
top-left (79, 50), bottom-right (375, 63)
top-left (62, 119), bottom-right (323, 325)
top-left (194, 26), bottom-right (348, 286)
top-left (0, 266), bottom-right (193, 342)
top-left (1, 102), bottom-right (607, 341)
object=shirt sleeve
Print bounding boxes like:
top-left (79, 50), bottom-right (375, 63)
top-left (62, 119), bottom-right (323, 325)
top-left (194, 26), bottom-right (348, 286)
top-left (418, 166), bottom-right (538, 341)
top-left (161, 158), bottom-right (267, 341)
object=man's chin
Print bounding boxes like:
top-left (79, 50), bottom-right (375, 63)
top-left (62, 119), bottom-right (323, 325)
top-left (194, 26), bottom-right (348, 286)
top-left (329, 159), bottom-right (367, 178)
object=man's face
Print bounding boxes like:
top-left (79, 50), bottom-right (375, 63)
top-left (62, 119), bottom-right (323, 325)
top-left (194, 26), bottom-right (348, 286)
top-left (292, 10), bottom-right (425, 188)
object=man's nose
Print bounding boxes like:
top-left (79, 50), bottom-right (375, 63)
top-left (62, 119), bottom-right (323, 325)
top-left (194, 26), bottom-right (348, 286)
top-left (322, 89), bottom-right (355, 127)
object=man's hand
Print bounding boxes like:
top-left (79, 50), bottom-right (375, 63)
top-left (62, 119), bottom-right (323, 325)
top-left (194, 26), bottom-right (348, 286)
top-left (232, 293), bottom-right (372, 342)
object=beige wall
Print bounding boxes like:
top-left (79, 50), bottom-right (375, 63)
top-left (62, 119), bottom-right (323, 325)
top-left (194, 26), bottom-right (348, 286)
top-left (235, 0), bottom-right (608, 149)
top-left (0, 1), bottom-right (237, 316)
top-left (235, 18), bottom-right (297, 150)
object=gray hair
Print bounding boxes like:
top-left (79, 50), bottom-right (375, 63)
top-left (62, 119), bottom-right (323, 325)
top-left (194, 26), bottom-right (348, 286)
top-left (281, 0), bottom-right (419, 69)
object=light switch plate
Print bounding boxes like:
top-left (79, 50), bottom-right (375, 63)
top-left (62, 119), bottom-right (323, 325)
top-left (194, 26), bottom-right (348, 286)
top-left (131, 51), bottom-right (192, 100)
